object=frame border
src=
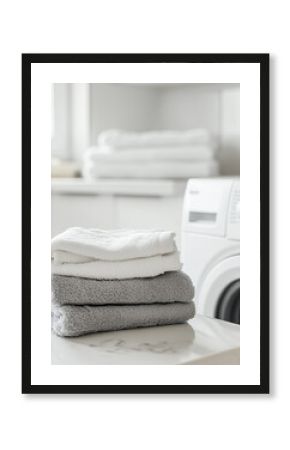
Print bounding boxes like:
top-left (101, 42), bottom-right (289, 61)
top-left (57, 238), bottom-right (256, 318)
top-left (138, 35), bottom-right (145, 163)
top-left (22, 53), bottom-right (269, 394)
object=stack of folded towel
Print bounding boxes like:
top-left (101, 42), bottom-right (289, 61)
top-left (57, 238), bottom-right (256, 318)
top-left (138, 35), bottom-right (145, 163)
top-left (51, 228), bottom-right (195, 337)
top-left (83, 129), bottom-right (218, 180)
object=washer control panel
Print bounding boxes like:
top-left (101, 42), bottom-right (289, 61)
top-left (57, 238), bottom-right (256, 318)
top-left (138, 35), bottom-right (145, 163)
top-left (182, 178), bottom-right (240, 238)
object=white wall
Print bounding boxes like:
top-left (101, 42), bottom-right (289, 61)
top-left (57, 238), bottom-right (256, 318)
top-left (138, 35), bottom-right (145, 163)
top-left (90, 83), bottom-right (240, 175)
top-left (220, 88), bottom-right (240, 175)
top-left (53, 83), bottom-right (240, 175)
top-left (157, 84), bottom-right (221, 133)
top-left (90, 84), bottom-right (161, 143)
top-left (51, 83), bottom-right (70, 159)
top-left (156, 84), bottom-right (239, 175)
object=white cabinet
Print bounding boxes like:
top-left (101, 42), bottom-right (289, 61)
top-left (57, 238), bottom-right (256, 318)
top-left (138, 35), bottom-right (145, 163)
top-left (51, 194), bottom-right (115, 237)
top-left (51, 180), bottom-right (186, 248)
top-left (115, 196), bottom-right (183, 247)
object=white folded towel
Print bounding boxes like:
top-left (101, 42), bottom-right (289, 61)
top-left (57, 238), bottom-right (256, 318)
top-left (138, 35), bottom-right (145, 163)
top-left (85, 144), bottom-right (216, 162)
top-left (83, 160), bottom-right (218, 180)
top-left (98, 129), bottom-right (212, 148)
top-left (52, 227), bottom-right (181, 280)
top-left (52, 227), bottom-right (177, 262)
top-left (52, 251), bottom-right (181, 280)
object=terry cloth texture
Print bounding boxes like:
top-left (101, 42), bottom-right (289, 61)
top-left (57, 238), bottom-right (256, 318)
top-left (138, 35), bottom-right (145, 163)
top-left (51, 227), bottom-right (181, 279)
top-left (52, 271), bottom-right (194, 306)
top-left (51, 227), bottom-right (177, 262)
top-left (51, 251), bottom-right (181, 280)
top-left (52, 302), bottom-right (195, 337)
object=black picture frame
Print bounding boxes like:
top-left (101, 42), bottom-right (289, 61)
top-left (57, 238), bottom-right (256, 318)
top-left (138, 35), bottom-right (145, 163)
top-left (22, 53), bottom-right (269, 394)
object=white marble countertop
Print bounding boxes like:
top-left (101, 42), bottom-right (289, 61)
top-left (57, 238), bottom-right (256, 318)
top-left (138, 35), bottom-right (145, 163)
top-left (51, 315), bottom-right (240, 365)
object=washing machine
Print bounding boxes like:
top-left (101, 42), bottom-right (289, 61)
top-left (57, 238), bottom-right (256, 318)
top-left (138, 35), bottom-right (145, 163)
top-left (181, 177), bottom-right (240, 324)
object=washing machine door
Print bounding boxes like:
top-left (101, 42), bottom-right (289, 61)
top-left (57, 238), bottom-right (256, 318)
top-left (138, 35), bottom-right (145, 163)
top-left (196, 255), bottom-right (240, 324)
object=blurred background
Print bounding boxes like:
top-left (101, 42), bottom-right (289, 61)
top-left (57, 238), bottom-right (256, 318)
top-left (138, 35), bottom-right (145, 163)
top-left (51, 83), bottom-right (240, 245)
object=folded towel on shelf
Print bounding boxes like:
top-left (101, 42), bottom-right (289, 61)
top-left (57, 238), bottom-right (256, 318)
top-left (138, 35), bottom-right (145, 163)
top-left (83, 159), bottom-right (219, 180)
top-left (52, 271), bottom-right (194, 306)
top-left (98, 129), bottom-right (212, 148)
top-left (85, 144), bottom-right (216, 162)
top-left (52, 302), bottom-right (195, 336)
top-left (52, 227), bottom-right (176, 262)
top-left (52, 250), bottom-right (181, 279)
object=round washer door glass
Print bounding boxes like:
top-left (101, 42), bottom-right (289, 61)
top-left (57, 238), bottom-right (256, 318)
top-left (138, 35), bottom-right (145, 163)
top-left (196, 255), bottom-right (240, 323)
top-left (216, 280), bottom-right (240, 324)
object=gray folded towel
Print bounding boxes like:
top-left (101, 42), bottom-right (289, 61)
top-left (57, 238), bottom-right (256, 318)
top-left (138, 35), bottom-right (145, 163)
top-left (52, 271), bottom-right (194, 306)
top-left (52, 302), bottom-right (195, 337)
